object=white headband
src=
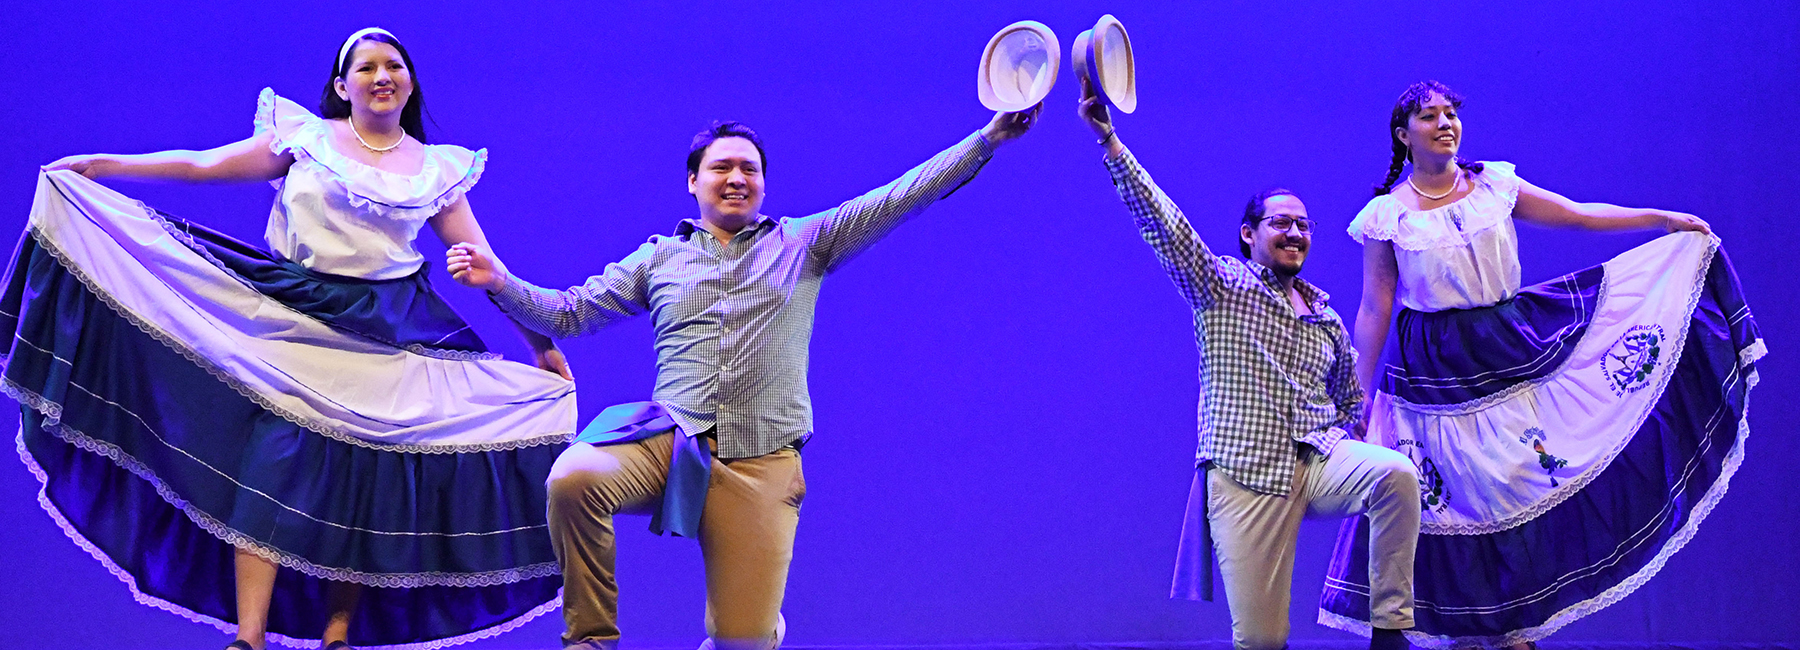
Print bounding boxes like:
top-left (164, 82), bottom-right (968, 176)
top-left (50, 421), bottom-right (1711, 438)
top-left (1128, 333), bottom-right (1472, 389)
top-left (336, 27), bottom-right (398, 74)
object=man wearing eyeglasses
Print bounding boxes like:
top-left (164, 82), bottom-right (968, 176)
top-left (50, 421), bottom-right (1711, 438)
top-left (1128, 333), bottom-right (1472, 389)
top-left (1079, 84), bottom-right (1420, 650)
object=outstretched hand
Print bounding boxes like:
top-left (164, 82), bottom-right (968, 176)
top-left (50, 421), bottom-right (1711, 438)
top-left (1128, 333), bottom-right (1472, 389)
top-left (446, 242), bottom-right (508, 293)
top-left (981, 102), bottom-right (1043, 146)
top-left (1660, 211), bottom-right (1712, 235)
top-left (43, 155), bottom-right (116, 179)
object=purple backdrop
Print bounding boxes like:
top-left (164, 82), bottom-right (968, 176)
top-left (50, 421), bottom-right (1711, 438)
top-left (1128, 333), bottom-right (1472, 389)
top-left (1, 1), bottom-right (1794, 648)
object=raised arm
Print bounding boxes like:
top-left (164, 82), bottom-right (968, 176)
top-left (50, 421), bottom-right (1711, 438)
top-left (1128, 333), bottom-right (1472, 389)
top-left (1513, 180), bottom-right (1710, 234)
top-left (43, 131), bottom-right (293, 184)
top-left (430, 197), bottom-right (572, 380)
top-left (1352, 238), bottom-right (1400, 421)
top-left (1079, 83), bottom-right (1220, 309)
top-left (804, 105), bottom-right (1036, 271)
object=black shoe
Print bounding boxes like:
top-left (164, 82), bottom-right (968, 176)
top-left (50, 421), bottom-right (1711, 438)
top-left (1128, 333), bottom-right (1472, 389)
top-left (224, 641), bottom-right (256, 650)
top-left (324, 642), bottom-right (353, 650)
top-left (1370, 628), bottom-right (1410, 650)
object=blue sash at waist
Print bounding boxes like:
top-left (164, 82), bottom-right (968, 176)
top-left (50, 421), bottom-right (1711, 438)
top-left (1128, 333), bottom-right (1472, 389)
top-left (577, 401), bottom-right (709, 539)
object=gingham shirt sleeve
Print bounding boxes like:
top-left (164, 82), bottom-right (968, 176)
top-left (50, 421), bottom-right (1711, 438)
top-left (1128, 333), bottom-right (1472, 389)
top-left (1104, 149), bottom-right (1220, 310)
top-left (804, 131), bottom-right (995, 272)
top-left (1326, 315), bottom-right (1365, 430)
top-left (489, 240), bottom-right (656, 339)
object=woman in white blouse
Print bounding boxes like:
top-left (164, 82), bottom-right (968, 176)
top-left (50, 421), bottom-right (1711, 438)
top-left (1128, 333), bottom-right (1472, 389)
top-left (1317, 81), bottom-right (1759, 649)
top-left (28, 28), bottom-right (574, 650)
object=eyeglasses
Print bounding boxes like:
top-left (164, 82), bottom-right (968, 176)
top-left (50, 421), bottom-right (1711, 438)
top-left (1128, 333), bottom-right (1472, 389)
top-left (1259, 216), bottom-right (1316, 233)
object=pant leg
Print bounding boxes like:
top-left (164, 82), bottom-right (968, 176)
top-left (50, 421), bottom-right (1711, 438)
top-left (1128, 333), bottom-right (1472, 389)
top-left (1301, 439), bottom-right (1420, 630)
top-left (700, 448), bottom-right (805, 650)
top-left (547, 434), bottom-right (677, 648)
top-left (1209, 462), bottom-right (1309, 650)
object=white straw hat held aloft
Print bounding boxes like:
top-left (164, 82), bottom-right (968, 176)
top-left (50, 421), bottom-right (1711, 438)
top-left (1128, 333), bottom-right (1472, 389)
top-left (1073, 14), bottom-right (1136, 113)
top-left (978, 20), bottom-right (1060, 112)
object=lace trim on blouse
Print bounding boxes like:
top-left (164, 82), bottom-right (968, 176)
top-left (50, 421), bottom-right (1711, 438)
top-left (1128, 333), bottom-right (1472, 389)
top-left (252, 88), bottom-right (485, 223)
top-left (1348, 161), bottom-right (1522, 251)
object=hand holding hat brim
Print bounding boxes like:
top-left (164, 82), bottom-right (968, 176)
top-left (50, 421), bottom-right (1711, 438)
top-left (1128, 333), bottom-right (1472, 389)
top-left (982, 101), bottom-right (1043, 146)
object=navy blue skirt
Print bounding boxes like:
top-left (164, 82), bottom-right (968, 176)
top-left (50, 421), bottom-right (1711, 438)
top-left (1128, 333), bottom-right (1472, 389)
top-left (3, 180), bottom-right (575, 649)
top-left (1318, 235), bottom-right (1762, 647)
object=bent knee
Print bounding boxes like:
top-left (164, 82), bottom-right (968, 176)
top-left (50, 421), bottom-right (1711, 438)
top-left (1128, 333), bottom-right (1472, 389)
top-left (546, 469), bottom-right (605, 512)
top-left (548, 443), bottom-right (617, 488)
top-left (1376, 461), bottom-right (1420, 498)
top-left (1380, 457), bottom-right (1420, 484)
top-left (1363, 446), bottom-right (1419, 481)
top-left (546, 444), bottom-right (654, 518)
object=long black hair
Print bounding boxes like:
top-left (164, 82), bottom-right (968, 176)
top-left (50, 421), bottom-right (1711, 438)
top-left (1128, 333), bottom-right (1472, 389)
top-left (1374, 80), bottom-right (1483, 197)
top-left (320, 31), bottom-right (430, 144)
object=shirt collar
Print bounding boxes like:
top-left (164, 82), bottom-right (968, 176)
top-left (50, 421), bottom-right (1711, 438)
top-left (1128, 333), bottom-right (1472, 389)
top-left (1244, 259), bottom-right (1332, 311)
top-left (674, 215), bottom-right (778, 238)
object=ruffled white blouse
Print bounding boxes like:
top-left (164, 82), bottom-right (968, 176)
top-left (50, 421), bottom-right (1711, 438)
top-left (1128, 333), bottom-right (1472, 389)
top-left (253, 88), bottom-right (486, 280)
top-left (1347, 161), bottom-right (1524, 312)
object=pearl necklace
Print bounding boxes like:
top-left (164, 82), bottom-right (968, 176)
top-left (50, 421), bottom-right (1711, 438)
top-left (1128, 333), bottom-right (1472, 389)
top-left (349, 116), bottom-right (404, 153)
top-left (1407, 169), bottom-right (1460, 201)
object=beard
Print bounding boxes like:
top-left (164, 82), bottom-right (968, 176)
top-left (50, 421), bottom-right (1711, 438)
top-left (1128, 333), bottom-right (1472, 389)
top-left (1259, 238), bottom-right (1307, 277)
top-left (1267, 257), bottom-right (1304, 277)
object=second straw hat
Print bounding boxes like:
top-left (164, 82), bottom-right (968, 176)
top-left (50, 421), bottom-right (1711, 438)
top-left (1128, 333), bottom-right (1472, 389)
top-left (1073, 14), bottom-right (1136, 113)
top-left (977, 20), bottom-right (1060, 112)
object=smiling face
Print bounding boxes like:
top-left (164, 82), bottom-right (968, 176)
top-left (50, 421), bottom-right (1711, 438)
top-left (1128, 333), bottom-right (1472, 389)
top-left (1397, 92), bottom-right (1462, 164)
top-left (688, 136), bottom-right (766, 231)
top-left (1240, 194), bottom-right (1312, 277)
top-left (334, 40), bottom-right (413, 118)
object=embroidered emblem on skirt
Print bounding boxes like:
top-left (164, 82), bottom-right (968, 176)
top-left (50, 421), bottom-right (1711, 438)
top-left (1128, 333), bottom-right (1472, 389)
top-left (1398, 438), bottom-right (1450, 514)
top-left (1518, 427), bottom-right (1569, 487)
top-left (1603, 324), bottom-right (1663, 396)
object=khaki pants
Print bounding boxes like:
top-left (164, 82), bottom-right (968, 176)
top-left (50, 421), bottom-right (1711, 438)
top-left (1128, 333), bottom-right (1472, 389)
top-left (546, 432), bottom-right (805, 650)
top-left (1208, 440), bottom-right (1419, 650)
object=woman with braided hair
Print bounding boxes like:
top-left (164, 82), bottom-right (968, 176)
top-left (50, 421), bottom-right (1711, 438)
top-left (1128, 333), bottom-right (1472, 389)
top-left (16, 28), bottom-right (575, 650)
top-left (1317, 81), bottom-right (1762, 647)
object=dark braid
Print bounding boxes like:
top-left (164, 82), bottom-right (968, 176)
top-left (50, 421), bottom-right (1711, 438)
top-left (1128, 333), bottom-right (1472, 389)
top-left (1375, 139), bottom-right (1408, 197)
top-left (1374, 80), bottom-right (1485, 197)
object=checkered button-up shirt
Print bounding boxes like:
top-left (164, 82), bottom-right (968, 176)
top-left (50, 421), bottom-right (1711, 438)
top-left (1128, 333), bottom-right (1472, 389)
top-left (492, 132), bottom-right (994, 459)
top-left (1106, 150), bottom-right (1361, 496)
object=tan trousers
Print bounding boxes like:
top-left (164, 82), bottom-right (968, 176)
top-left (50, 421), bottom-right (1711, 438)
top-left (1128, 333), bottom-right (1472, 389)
top-left (546, 432), bottom-right (805, 650)
top-left (1209, 440), bottom-right (1419, 650)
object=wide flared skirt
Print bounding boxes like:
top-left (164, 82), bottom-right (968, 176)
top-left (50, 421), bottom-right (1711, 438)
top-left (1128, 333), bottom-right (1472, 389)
top-left (4, 171), bottom-right (579, 649)
top-left (1317, 233), bottom-right (1762, 648)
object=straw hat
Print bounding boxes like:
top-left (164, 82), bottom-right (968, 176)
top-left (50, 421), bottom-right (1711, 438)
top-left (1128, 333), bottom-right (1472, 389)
top-left (1073, 14), bottom-right (1136, 113)
top-left (977, 20), bottom-right (1060, 112)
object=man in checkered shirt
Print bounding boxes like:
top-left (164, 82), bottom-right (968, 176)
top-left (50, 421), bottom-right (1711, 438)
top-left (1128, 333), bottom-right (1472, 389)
top-left (445, 106), bottom-right (1040, 650)
top-left (1079, 87), bottom-right (1419, 650)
